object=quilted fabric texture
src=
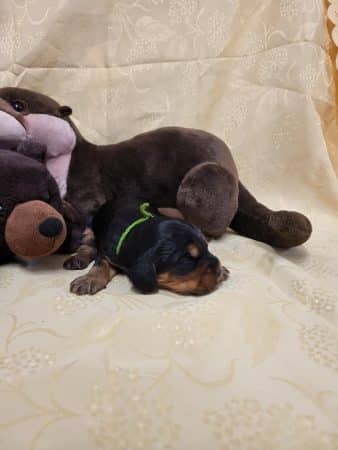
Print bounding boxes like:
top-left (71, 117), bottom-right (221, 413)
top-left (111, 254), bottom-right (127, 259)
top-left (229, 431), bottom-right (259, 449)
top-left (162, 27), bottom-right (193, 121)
top-left (0, 1), bottom-right (338, 449)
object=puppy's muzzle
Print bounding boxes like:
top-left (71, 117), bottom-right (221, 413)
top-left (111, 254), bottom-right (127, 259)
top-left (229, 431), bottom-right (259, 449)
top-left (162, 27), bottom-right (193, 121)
top-left (197, 256), bottom-right (228, 295)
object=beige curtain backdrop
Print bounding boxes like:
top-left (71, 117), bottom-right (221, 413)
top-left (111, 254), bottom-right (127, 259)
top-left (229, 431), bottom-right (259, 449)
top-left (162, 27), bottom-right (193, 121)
top-left (0, 1), bottom-right (338, 449)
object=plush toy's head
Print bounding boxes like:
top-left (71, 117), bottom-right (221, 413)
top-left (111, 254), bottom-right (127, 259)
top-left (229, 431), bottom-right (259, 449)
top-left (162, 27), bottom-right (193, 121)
top-left (5, 200), bottom-right (66, 259)
top-left (0, 150), bottom-right (67, 262)
top-left (0, 87), bottom-right (77, 197)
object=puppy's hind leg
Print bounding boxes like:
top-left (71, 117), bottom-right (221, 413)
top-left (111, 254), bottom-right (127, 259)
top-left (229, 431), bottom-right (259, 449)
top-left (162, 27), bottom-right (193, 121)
top-left (70, 257), bottom-right (117, 295)
top-left (63, 227), bottom-right (97, 270)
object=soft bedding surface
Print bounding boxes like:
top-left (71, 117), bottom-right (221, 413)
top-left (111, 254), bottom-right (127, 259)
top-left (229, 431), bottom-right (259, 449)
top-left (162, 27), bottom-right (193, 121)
top-left (0, 1), bottom-right (338, 449)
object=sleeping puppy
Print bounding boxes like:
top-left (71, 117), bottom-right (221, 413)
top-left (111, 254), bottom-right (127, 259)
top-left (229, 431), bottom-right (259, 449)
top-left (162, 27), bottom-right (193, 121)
top-left (70, 201), bottom-right (229, 296)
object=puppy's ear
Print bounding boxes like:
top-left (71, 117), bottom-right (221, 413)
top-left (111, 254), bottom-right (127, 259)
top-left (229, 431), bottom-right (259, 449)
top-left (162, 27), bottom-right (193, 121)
top-left (127, 257), bottom-right (158, 294)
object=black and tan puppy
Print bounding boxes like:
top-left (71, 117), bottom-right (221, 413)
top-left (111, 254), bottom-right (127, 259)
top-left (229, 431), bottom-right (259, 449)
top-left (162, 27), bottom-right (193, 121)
top-left (70, 201), bottom-right (228, 296)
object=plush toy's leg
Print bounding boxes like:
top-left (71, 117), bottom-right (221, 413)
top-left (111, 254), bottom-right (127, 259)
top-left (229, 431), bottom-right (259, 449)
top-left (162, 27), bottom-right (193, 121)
top-left (177, 162), bottom-right (239, 237)
top-left (230, 182), bottom-right (312, 248)
top-left (63, 227), bottom-right (97, 270)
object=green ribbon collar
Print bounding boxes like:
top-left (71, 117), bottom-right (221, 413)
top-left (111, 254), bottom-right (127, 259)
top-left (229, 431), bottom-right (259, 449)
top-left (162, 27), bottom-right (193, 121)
top-left (115, 202), bottom-right (154, 255)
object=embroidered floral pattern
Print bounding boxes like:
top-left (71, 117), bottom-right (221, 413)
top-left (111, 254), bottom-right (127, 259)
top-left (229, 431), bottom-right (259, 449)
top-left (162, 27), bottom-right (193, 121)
top-left (88, 367), bottom-right (181, 450)
top-left (292, 280), bottom-right (336, 314)
top-left (280, 0), bottom-right (302, 18)
top-left (272, 114), bottom-right (298, 150)
top-left (151, 298), bottom-right (220, 351)
top-left (168, 0), bottom-right (198, 25)
top-left (299, 64), bottom-right (320, 90)
top-left (0, 347), bottom-right (54, 379)
top-left (204, 398), bottom-right (338, 450)
top-left (257, 47), bottom-right (288, 82)
top-left (300, 325), bottom-right (338, 371)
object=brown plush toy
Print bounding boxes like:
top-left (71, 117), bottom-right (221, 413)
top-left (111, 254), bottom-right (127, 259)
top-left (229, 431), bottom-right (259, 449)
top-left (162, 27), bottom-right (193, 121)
top-left (0, 88), bottom-right (312, 287)
top-left (0, 150), bottom-right (67, 263)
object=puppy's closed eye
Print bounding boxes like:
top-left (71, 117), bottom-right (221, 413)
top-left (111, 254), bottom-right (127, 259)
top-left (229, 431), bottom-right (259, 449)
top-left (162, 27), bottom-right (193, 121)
top-left (172, 252), bottom-right (198, 276)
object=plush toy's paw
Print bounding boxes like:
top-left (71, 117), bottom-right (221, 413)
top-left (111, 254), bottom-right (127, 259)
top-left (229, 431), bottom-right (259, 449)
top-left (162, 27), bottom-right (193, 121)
top-left (63, 254), bottom-right (91, 270)
top-left (70, 274), bottom-right (106, 295)
top-left (177, 162), bottom-right (238, 237)
top-left (268, 210), bottom-right (312, 248)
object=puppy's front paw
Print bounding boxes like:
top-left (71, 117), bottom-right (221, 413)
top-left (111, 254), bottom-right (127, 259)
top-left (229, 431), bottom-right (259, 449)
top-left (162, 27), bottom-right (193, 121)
top-left (63, 254), bottom-right (90, 270)
top-left (70, 275), bottom-right (106, 295)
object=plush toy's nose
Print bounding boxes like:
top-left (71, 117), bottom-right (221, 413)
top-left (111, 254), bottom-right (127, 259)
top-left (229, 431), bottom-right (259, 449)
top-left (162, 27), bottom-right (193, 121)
top-left (5, 200), bottom-right (67, 259)
top-left (39, 217), bottom-right (63, 237)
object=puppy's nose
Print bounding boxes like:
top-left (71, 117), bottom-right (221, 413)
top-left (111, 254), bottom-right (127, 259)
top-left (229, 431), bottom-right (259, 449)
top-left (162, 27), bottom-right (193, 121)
top-left (39, 217), bottom-right (63, 238)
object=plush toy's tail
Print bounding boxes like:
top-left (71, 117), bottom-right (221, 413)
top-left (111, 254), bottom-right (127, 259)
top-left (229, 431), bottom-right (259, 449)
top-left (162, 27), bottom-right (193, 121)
top-left (230, 182), bottom-right (312, 248)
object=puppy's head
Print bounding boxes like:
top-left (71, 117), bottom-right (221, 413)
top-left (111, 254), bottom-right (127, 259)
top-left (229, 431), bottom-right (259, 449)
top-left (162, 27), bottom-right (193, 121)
top-left (127, 220), bottom-right (228, 295)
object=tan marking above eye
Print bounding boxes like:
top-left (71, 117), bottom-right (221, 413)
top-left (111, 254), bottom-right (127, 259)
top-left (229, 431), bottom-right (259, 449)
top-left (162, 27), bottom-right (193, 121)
top-left (187, 243), bottom-right (200, 258)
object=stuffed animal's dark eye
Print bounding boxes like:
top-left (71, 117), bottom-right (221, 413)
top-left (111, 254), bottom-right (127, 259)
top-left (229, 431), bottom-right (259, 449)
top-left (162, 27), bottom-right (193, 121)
top-left (0, 205), bottom-right (5, 215)
top-left (11, 100), bottom-right (25, 112)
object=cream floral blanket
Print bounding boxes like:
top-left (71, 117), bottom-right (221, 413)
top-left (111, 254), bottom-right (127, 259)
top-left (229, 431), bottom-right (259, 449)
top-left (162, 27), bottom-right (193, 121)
top-left (0, 1), bottom-right (337, 449)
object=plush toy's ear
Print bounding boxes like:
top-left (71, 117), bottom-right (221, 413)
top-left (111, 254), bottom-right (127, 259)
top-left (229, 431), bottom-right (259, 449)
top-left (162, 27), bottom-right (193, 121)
top-left (127, 256), bottom-right (158, 294)
top-left (59, 105), bottom-right (72, 117)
